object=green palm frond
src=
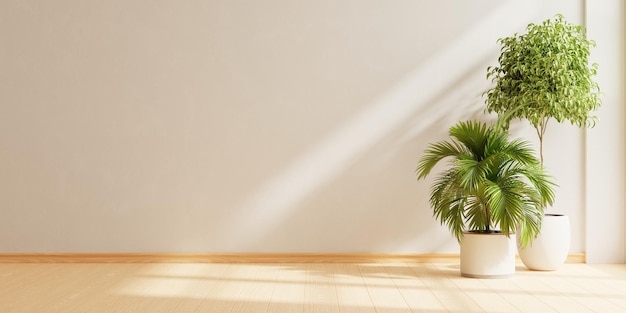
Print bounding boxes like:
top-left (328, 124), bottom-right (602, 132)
top-left (416, 141), bottom-right (466, 179)
top-left (428, 168), bottom-right (468, 242)
top-left (416, 120), bottom-right (555, 246)
top-left (496, 138), bottom-right (538, 165)
top-left (455, 158), bottom-right (489, 192)
top-left (449, 121), bottom-right (490, 160)
top-left (517, 165), bottom-right (557, 206)
top-left (517, 199), bottom-right (544, 248)
top-left (464, 197), bottom-right (490, 233)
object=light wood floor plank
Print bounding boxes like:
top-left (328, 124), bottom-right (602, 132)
top-left (0, 264), bottom-right (56, 313)
top-left (479, 271), bottom-right (559, 313)
top-left (510, 271), bottom-right (595, 313)
top-left (383, 262), bottom-right (446, 312)
top-left (590, 265), bottom-right (626, 309)
top-left (549, 264), bottom-right (626, 311)
top-left (51, 264), bottom-right (147, 313)
top-left (334, 263), bottom-right (376, 313)
top-left (0, 261), bottom-right (625, 313)
top-left (266, 263), bottom-right (307, 313)
top-left (450, 273), bottom-right (523, 312)
top-left (167, 263), bottom-right (233, 312)
top-left (304, 263), bottom-right (340, 313)
top-left (200, 263), bottom-right (254, 312)
top-left (358, 263), bottom-right (412, 313)
top-left (414, 263), bottom-right (485, 312)
top-left (105, 263), bottom-right (196, 313)
top-left (183, 263), bottom-right (279, 313)
top-left (186, 263), bottom-right (243, 313)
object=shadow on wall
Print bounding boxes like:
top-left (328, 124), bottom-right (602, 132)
top-left (213, 1), bottom-right (542, 253)
top-left (0, 1), bottom-right (547, 253)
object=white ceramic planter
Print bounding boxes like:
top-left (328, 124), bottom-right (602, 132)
top-left (518, 214), bottom-right (570, 271)
top-left (460, 231), bottom-right (516, 278)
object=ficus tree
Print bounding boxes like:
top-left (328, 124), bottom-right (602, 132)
top-left (485, 14), bottom-right (602, 164)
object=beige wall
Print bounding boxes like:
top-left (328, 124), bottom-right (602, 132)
top-left (1, 0), bottom-right (617, 254)
top-left (585, 0), bottom-right (626, 263)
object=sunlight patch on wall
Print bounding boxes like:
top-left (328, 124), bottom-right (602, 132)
top-left (218, 1), bottom-right (541, 251)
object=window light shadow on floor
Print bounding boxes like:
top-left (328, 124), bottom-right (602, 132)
top-left (105, 263), bottom-right (626, 312)
top-left (1, 262), bottom-right (624, 312)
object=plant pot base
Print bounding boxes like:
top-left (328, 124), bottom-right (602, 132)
top-left (461, 232), bottom-right (516, 278)
top-left (461, 273), bottom-right (514, 279)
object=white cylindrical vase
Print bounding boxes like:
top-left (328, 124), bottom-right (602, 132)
top-left (461, 231), bottom-right (516, 278)
top-left (518, 214), bottom-right (570, 271)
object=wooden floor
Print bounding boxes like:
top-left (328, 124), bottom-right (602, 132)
top-left (1, 261), bottom-right (625, 313)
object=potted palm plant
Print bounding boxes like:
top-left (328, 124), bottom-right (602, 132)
top-left (484, 14), bottom-right (601, 270)
top-left (417, 120), bottom-right (555, 278)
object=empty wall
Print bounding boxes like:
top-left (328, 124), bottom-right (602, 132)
top-left (585, 0), bottom-right (626, 263)
top-left (1, 0), bottom-right (619, 255)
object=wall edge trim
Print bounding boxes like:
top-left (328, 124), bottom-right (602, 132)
top-left (0, 253), bottom-right (586, 264)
